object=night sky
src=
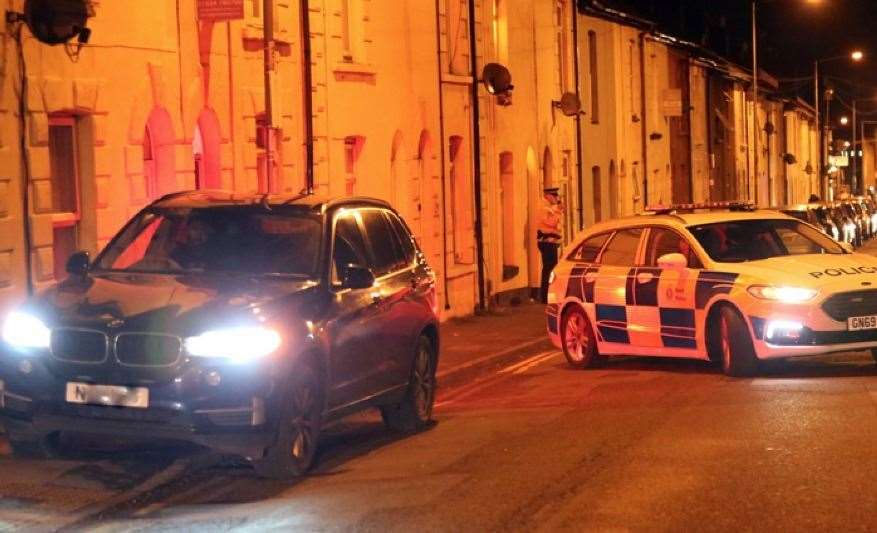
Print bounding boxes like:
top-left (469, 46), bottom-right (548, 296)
top-left (590, 0), bottom-right (877, 124)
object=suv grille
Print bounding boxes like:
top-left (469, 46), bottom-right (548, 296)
top-left (50, 329), bottom-right (108, 363)
top-left (821, 289), bottom-right (877, 321)
top-left (115, 333), bottom-right (182, 367)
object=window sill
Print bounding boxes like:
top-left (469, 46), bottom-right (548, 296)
top-left (441, 73), bottom-right (474, 86)
top-left (332, 62), bottom-right (378, 79)
top-left (51, 212), bottom-right (80, 228)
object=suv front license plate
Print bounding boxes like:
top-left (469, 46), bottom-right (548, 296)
top-left (847, 315), bottom-right (877, 331)
top-left (65, 382), bottom-right (149, 409)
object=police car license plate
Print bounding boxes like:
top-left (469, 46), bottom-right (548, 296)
top-left (847, 315), bottom-right (877, 331)
top-left (65, 382), bottom-right (149, 409)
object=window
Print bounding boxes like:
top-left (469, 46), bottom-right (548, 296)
top-left (344, 136), bottom-right (364, 195)
top-left (690, 219), bottom-right (843, 263)
top-left (588, 30), bottom-right (599, 124)
top-left (340, 0), bottom-right (365, 63)
top-left (333, 212), bottom-right (370, 283)
top-left (361, 210), bottom-right (405, 276)
top-left (599, 228), bottom-right (642, 266)
top-left (556, 0), bottom-right (571, 91)
top-left (48, 116), bottom-right (80, 280)
top-left (446, 0), bottom-right (469, 75)
top-left (386, 211), bottom-right (416, 265)
top-left (499, 152), bottom-right (515, 272)
top-left (592, 166), bottom-right (602, 222)
top-left (492, 0), bottom-right (508, 65)
top-left (644, 228), bottom-right (702, 269)
top-left (571, 232), bottom-right (611, 262)
top-left (449, 135), bottom-right (474, 264)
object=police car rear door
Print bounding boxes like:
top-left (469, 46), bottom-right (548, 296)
top-left (592, 227), bottom-right (644, 352)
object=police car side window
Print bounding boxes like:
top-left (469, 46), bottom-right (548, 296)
top-left (573, 232), bottom-right (611, 262)
top-left (645, 228), bottom-right (703, 269)
top-left (598, 228), bottom-right (643, 266)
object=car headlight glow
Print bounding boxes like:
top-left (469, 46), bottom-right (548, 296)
top-left (1, 311), bottom-right (51, 350)
top-left (184, 326), bottom-right (282, 362)
top-left (747, 285), bottom-right (818, 303)
top-left (765, 320), bottom-right (803, 341)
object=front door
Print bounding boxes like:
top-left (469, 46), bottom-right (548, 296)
top-left (632, 226), bottom-right (703, 351)
top-left (592, 227), bottom-right (643, 352)
top-left (326, 210), bottom-right (386, 409)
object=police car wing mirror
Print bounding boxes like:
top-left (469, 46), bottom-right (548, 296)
top-left (341, 264), bottom-right (375, 290)
top-left (840, 242), bottom-right (854, 254)
top-left (657, 253), bottom-right (687, 271)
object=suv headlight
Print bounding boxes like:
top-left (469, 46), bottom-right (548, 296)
top-left (2, 311), bottom-right (51, 350)
top-left (747, 285), bottom-right (818, 303)
top-left (184, 326), bottom-right (282, 362)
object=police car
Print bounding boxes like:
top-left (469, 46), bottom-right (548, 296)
top-left (545, 202), bottom-right (877, 376)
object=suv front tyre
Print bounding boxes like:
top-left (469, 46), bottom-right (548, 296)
top-left (254, 357), bottom-right (325, 479)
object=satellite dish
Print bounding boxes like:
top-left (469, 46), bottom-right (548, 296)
top-left (24, 0), bottom-right (91, 45)
top-left (764, 121), bottom-right (775, 135)
top-left (554, 92), bottom-right (581, 117)
top-left (481, 63), bottom-right (513, 95)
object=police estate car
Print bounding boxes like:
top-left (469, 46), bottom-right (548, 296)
top-left (545, 202), bottom-right (877, 376)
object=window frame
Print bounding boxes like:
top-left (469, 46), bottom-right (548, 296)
top-left (595, 227), bottom-right (645, 266)
top-left (329, 208), bottom-right (371, 288)
top-left (643, 226), bottom-right (704, 269)
top-left (567, 230), bottom-right (612, 263)
top-left (47, 115), bottom-right (81, 229)
top-left (358, 207), bottom-right (409, 277)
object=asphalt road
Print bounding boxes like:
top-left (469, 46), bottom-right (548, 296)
top-left (3, 347), bottom-right (877, 532)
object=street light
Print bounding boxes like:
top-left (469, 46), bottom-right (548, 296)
top-left (841, 116), bottom-right (849, 125)
top-left (814, 50), bottom-right (864, 199)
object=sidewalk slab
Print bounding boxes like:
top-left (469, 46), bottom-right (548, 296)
top-left (437, 302), bottom-right (554, 387)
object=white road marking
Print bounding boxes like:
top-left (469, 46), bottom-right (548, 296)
top-left (498, 350), bottom-right (558, 374)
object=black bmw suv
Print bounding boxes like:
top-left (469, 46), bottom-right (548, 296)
top-left (0, 191), bottom-right (439, 477)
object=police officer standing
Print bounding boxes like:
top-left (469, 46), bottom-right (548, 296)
top-left (537, 187), bottom-right (563, 303)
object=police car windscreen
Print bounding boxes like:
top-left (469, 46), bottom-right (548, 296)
top-left (94, 206), bottom-right (322, 276)
top-left (689, 219), bottom-right (845, 263)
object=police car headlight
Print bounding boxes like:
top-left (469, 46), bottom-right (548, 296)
top-left (2, 311), bottom-right (51, 351)
top-left (747, 285), bottom-right (818, 303)
top-left (184, 326), bottom-right (282, 362)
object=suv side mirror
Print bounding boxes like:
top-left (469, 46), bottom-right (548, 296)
top-left (341, 264), bottom-right (375, 290)
top-left (65, 250), bottom-right (90, 277)
top-left (657, 252), bottom-right (687, 270)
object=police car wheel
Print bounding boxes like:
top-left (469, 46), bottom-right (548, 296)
top-left (561, 306), bottom-right (603, 369)
top-left (254, 358), bottom-right (324, 479)
top-left (713, 306), bottom-right (758, 377)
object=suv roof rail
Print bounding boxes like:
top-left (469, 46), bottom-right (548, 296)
top-left (643, 201), bottom-right (757, 215)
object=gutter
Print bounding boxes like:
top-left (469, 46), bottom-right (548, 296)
top-left (467, 0), bottom-right (487, 311)
top-left (300, 0), bottom-right (314, 193)
top-left (433, 0), bottom-right (451, 311)
top-left (572, 4), bottom-right (585, 230)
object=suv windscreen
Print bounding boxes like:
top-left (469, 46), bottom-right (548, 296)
top-left (95, 206), bottom-right (322, 276)
top-left (689, 219), bottom-right (845, 262)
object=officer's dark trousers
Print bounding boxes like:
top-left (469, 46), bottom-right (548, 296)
top-left (538, 241), bottom-right (559, 304)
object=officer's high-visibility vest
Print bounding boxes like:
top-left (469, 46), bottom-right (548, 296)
top-left (537, 198), bottom-right (562, 244)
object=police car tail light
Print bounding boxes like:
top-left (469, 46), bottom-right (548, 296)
top-left (184, 326), bottom-right (282, 362)
top-left (765, 320), bottom-right (803, 342)
top-left (747, 285), bottom-right (817, 303)
top-left (1, 311), bottom-right (51, 351)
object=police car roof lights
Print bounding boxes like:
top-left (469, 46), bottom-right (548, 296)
top-left (643, 201), bottom-right (757, 215)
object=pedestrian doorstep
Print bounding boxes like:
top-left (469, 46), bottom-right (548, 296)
top-left (437, 301), bottom-right (553, 385)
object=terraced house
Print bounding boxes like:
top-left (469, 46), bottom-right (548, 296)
top-left (0, 0), bottom-right (821, 319)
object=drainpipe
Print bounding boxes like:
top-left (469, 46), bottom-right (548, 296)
top-left (263, 0), bottom-right (276, 193)
top-left (434, 0), bottom-right (451, 311)
top-left (299, 0), bottom-right (314, 193)
top-left (467, 0), bottom-right (486, 311)
top-left (572, 4), bottom-right (584, 230)
top-left (13, 26), bottom-right (34, 295)
top-left (639, 31), bottom-right (649, 207)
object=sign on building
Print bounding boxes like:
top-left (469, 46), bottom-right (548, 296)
top-left (197, 0), bottom-right (244, 21)
top-left (829, 155), bottom-right (849, 168)
top-left (662, 89), bottom-right (683, 117)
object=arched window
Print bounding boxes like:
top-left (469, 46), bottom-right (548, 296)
top-left (143, 107), bottom-right (176, 199)
top-left (194, 109), bottom-right (222, 189)
top-left (449, 135), bottom-right (474, 263)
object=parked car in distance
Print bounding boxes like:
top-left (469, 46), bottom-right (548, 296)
top-left (778, 203), bottom-right (840, 242)
top-left (0, 191), bottom-right (439, 478)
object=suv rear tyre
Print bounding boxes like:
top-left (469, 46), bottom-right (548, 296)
top-left (380, 335), bottom-right (436, 433)
top-left (254, 358), bottom-right (324, 479)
